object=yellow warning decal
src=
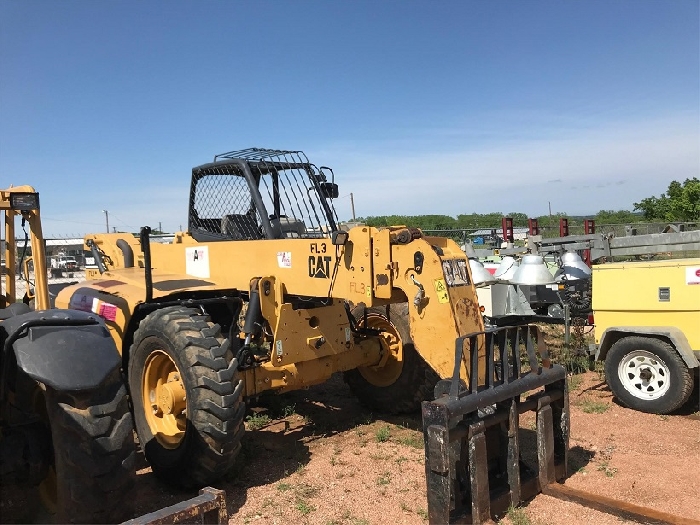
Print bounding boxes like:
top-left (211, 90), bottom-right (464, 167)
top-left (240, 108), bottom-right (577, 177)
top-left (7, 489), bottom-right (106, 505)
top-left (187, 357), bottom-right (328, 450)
top-left (433, 279), bottom-right (449, 303)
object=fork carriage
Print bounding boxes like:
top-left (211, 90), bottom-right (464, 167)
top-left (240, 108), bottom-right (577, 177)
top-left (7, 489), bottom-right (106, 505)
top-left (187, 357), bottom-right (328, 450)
top-left (422, 325), bottom-right (569, 524)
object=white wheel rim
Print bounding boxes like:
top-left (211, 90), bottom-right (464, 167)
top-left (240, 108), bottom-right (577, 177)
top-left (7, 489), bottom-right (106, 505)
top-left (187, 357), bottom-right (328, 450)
top-left (617, 349), bottom-right (671, 401)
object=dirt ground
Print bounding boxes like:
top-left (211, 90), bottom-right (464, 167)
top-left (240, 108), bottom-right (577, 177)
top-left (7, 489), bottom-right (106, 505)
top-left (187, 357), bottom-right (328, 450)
top-left (2, 369), bottom-right (698, 524)
top-left (121, 368), bottom-right (699, 525)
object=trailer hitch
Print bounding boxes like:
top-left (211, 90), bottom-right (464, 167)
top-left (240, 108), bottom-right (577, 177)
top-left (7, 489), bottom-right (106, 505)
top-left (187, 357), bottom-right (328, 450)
top-left (422, 325), bottom-right (569, 524)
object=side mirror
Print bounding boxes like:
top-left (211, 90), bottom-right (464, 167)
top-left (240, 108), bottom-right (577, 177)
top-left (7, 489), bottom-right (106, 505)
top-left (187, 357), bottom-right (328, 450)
top-left (332, 230), bottom-right (349, 246)
top-left (320, 182), bottom-right (339, 199)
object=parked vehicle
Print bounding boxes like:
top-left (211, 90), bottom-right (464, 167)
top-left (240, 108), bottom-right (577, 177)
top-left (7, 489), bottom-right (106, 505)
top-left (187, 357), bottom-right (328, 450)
top-left (50, 255), bottom-right (79, 277)
top-left (591, 258), bottom-right (700, 414)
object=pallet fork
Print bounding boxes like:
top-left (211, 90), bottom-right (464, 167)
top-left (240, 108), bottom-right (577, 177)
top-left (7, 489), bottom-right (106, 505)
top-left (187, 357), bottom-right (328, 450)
top-left (422, 325), bottom-right (569, 524)
top-left (123, 487), bottom-right (228, 525)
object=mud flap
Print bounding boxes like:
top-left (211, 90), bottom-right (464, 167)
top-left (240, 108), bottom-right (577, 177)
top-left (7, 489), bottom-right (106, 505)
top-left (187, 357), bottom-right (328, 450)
top-left (1, 310), bottom-right (120, 394)
top-left (422, 325), bottom-right (569, 524)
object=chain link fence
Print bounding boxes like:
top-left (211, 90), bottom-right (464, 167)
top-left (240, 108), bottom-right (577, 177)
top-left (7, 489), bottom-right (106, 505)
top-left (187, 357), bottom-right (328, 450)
top-left (423, 222), bottom-right (700, 262)
top-left (9, 270), bottom-right (85, 304)
top-left (2, 234), bottom-right (87, 302)
top-left (424, 221), bottom-right (699, 245)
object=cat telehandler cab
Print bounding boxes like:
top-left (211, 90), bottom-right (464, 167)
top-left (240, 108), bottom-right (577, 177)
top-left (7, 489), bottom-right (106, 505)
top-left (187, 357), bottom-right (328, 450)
top-left (56, 148), bottom-right (569, 523)
top-left (0, 186), bottom-right (135, 523)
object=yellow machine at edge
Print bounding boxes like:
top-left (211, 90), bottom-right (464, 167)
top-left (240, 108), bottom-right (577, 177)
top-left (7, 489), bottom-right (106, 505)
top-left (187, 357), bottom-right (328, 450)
top-left (1, 186), bottom-right (135, 523)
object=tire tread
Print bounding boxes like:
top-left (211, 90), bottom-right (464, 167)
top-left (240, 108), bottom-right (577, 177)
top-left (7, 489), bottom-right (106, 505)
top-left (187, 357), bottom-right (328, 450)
top-left (47, 370), bottom-right (136, 523)
top-left (129, 306), bottom-right (245, 488)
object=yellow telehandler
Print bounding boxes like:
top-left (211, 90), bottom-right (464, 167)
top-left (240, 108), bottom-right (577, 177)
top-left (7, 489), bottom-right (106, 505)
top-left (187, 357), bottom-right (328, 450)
top-left (56, 148), bottom-right (569, 523)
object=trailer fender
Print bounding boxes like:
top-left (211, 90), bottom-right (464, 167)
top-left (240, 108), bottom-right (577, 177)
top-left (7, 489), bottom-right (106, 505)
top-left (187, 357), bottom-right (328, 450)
top-left (596, 327), bottom-right (699, 369)
top-left (2, 309), bottom-right (121, 392)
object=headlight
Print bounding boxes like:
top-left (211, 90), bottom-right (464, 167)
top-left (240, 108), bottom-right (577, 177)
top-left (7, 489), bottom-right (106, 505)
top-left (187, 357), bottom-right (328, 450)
top-left (9, 192), bottom-right (40, 211)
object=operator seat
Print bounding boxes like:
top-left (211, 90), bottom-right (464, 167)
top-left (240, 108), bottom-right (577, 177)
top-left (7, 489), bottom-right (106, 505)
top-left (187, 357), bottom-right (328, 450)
top-left (221, 214), bottom-right (263, 240)
top-left (270, 216), bottom-right (307, 238)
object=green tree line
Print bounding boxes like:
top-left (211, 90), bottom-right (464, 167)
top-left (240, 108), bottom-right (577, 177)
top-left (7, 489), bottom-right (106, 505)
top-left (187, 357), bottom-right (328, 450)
top-left (357, 179), bottom-right (699, 230)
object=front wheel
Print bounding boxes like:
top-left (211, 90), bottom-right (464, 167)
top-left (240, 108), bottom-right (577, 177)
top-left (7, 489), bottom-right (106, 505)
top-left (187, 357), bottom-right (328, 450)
top-left (128, 306), bottom-right (245, 488)
top-left (604, 336), bottom-right (694, 414)
top-left (344, 304), bottom-right (439, 414)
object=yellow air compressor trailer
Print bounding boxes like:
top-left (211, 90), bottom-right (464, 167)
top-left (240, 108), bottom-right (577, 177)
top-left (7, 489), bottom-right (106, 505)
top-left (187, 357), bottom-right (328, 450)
top-left (591, 258), bottom-right (700, 414)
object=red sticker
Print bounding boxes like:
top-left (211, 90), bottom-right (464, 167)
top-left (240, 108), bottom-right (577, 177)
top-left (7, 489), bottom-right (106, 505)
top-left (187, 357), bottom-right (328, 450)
top-left (98, 302), bottom-right (118, 322)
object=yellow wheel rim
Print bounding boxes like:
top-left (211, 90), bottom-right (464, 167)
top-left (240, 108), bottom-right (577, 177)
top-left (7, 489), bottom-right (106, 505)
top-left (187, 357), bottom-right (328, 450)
top-left (357, 314), bottom-right (404, 387)
top-left (142, 350), bottom-right (187, 449)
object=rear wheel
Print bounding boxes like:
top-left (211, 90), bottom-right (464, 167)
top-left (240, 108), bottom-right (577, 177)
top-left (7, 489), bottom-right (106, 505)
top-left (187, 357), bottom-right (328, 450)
top-left (44, 369), bottom-right (136, 523)
top-left (128, 306), bottom-right (245, 488)
top-left (605, 336), bottom-right (693, 414)
top-left (344, 304), bottom-right (439, 414)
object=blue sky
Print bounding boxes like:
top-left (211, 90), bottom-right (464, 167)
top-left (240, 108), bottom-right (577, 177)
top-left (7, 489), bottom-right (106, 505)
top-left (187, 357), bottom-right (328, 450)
top-left (1, 1), bottom-right (698, 237)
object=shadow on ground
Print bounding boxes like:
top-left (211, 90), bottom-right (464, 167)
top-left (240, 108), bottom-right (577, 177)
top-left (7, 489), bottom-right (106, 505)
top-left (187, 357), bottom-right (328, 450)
top-left (583, 371), bottom-right (700, 416)
top-left (129, 373), bottom-right (420, 519)
top-left (129, 368), bottom-right (696, 521)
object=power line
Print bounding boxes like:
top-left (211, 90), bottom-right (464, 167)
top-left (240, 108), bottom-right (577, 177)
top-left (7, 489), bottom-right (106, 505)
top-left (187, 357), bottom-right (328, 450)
top-left (108, 213), bottom-right (137, 230)
top-left (42, 216), bottom-right (105, 227)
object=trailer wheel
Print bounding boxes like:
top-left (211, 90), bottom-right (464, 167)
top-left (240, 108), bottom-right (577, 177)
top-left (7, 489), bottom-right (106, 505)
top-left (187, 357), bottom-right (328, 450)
top-left (605, 336), bottom-right (694, 414)
top-left (129, 306), bottom-right (245, 488)
top-left (344, 304), bottom-right (439, 414)
top-left (44, 369), bottom-right (136, 523)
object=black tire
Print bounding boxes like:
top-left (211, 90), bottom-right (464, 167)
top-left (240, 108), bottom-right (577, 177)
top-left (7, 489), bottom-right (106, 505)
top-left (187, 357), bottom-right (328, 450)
top-left (344, 304), bottom-right (439, 414)
top-left (44, 368), bottom-right (136, 524)
top-left (605, 336), bottom-right (694, 414)
top-left (128, 306), bottom-right (245, 488)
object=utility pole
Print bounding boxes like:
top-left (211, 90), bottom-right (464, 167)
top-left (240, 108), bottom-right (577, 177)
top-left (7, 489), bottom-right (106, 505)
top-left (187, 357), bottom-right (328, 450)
top-left (159, 222), bottom-right (162, 234)
top-left (102, 210), bottom-right (109, 233)
top-left (350, 192), bottom-right (356, 221)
